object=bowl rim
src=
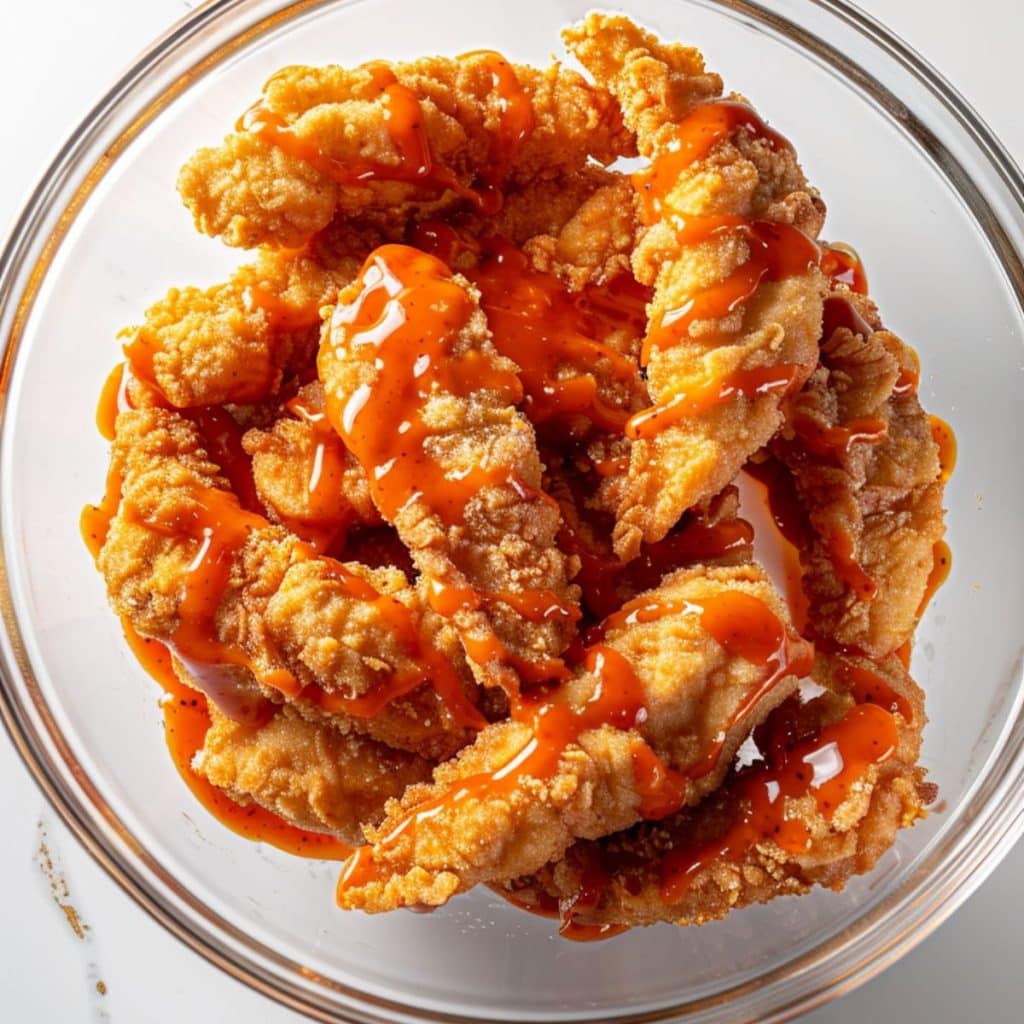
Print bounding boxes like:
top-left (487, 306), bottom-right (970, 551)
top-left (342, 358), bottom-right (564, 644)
top-left (1, 1), bottom-right (1023, 1021)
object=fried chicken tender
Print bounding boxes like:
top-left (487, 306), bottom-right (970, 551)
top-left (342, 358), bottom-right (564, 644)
top-left (335, 564), bottom-right (809, 912)
top-left (194, 703), bottom-right (434, 842)
top-left (121, 241), bottom-right (360, 408)
top-left (318, 245), bottom-right (579, 695)
top-left (505, 651), bottom-right (928, 928)
top-left (243, 382), bottom-right (381, 546)
top-left (179, 54), bottom-right (634, 249)
top-left (98, 407), bottom-right (480, 759)
top-left (564, 14), bottom-right (827, 558)
top-left (773, 289), bottom-right (945, 657)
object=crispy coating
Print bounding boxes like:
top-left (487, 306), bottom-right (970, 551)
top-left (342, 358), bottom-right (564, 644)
top-left (319, 261), bottom-right (579, 695)
top-left (194, 703), bottom-right (434, 843)
top-left (121, 243), bottom-right (359, 408)
top-left (179, 55), bottom-right (634, 249)
top-left (773, 288), bottom-right (945, 656)
top-left (506, 651), bottom-right (928, 927)
top-left (336, 564), bottom-right (806, 912)
top-left (98, 407), bottom-right (479, 759)
top-left (564, 14), bottom-right (827, 558)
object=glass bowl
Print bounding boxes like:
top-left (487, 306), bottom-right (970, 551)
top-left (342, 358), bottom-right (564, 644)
top-left (1, 0), bottom-right (1022, 1021)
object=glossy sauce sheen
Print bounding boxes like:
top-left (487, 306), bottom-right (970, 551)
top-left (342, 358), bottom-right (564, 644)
top-left (121, 620), bottom-right (352, 859)
top-left (337, 592), bottom-right (811, 895)
top-left (627, 100), bottom-right (819, 439)
top-left (659, 702), bottom-right (898, 902)
top-left (240, 54), bottom-right (533, 215)
top-left (320, 244), bottom-right (522, 524)
top-left (338, 642), bottom-right (688, 893)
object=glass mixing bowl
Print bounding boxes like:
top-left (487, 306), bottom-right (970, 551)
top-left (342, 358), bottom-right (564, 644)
top-left (1, 1), bottom-right (1022, 1021)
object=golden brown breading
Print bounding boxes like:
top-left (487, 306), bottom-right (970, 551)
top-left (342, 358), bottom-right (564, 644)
top-left (120, 244), bottom-right (357, 408)
top-left (194, 703), bottom-right (434, 843)
top-left (98, 407), bottom-right (481, 759)
top-left (773, 288), bottom-right (945, 657)
top-left (318, 246), bottom-right (579, 695)
top-left (564, 14), bottom-right (827, 558)
top-left (335, 564), bottom-right (808, 912)
top-left (504, 651), bottom-right (928, 928)
top-left (178, 55), bottom-right (634, 249)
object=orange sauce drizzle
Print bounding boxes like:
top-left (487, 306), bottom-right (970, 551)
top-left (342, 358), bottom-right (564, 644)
top-left (917, 540), bottom-right (952, 618)
top-left (741, 459), bottom-right (812, 631)
top-left (96, 363), bottom-right (124, 440)
top-left (828, 529), bottom-right (878, 602)
top-left (278, 392), bottom-right (355, 552)
top-left (121, 619), bottom-right (351, 859)
top-left (186, 405), bottom-right (261, 514)
top-left (929, 415), bottom-right (957, 484)
top-left (641, 216), bottom-right (821, 363)
top-left (468, 240), bottom-right (643, 431)
top-left (820, 294), bottom-right (873, 339)
top-left (659, 702), bottom-right (898, 902)
top-left (792, 414), bottom-right (887, 460)
top-left (241, 284), bottom-right (321, 333)
top-left (821, 243), bottom-right (869, 295)
top-left (893, 348), bottom-right (921, 397)
top-left (121, 482), bottom-right (484, 729)
top-left (836, 658), bottom-right (913, 721)
top-left (239, 60), bottom-right (497, 211)
top-left (460, 50), bottom-right (534, 202)
top-left (627, 100), bottom-right (818, 440)
top-left (80, 464), bottom-right (124, 561)
top-left (338, 643), bottom-right (687, 894)
top-left (632, 101), bottom-right (794, 225)
top-left (626, 363), bottom-right (803, 441)
top-left (319, 244), bottom-right (523, 524)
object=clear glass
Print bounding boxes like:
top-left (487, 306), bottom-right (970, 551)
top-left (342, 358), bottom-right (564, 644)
top-left (1, 1), bottom-right (1022, 1021)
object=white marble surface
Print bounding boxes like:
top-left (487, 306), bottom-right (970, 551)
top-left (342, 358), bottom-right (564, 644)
top-left (1, 1), bottom-right (1020, 1020)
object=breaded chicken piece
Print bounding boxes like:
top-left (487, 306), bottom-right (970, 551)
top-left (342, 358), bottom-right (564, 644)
top-left (194, 703), bottom-right (434, 843)
top-left (243, 381), bottom-right (380, 550)
top-left (179, 54), bottom-right (634, 249)
top-left (335, 564), bottom-right (811, 912)
top-left (504, 651), bottom-right (929, 928)
top-left (120, 240), bottom-right (359, 408)
top-left (564, 14), bottom-right (827, 558)
top-left (98, 407), bottom-right (482, 759)
top-left (773, 289), bottom-right (945, 657)
top-left (318, 245), bottom-right (579, 695)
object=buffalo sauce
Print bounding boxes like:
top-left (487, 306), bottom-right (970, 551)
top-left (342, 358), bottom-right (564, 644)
top-left (828, 529), bottom-right (879, 602)
top-left (337, 642), bottom-right (687, 894)
top-left (791, 414), bottom-right (887, 460)
top-left (632, 101), bottom-right (794, 224)
top-left (917, 540), bottom-right (952, 619)
top-left (468, 240), bottom-right (643, 431)
top-left (275, 391), bottom-right (357, 552)
top-left (239, 56), bottom-right (529, 213)
top-left (120, 619), bottom-right (351, 859)
top-left (336, 591), bottom-right (812, 897)
top-left (320, 244), bottom-right (522, 524)
top-left (820, 244), bottom-right (869, 295)
top-left (627, 99), bottom-right (819, 439)
top-left (641, 216), bottom-right (821, 363)
top-left (627, 363), bottom-right (804, 441)
top-left (659, 702), bottom-right (899, 903)
top-left (929, 416), bottom-right (957, 484)
top-left (836, 659), bottom-right (913, 721)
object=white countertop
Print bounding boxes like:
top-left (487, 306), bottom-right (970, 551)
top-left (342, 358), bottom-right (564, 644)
top-left (2, 1), bottom-right (1021, 1020)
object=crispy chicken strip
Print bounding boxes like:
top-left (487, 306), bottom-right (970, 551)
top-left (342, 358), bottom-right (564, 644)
top-left (318, 244), bottom-right (579, 695)
top-left (178, 54), bottom-right (634, 249)
top-left (194, 703), bottom-right (434, 843)
top-left (97, 407), bottom-right (482, 759)
top-left (120, 236), bottom-right (361, 408)
top-left (504, 652), bottom-right (929, 928)
top-left (564, 14), bottom-right (827, 558)
top-left (773, 288), bottom-right (946, 657)
top-left (335, 564), bottom-right (811, 912)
